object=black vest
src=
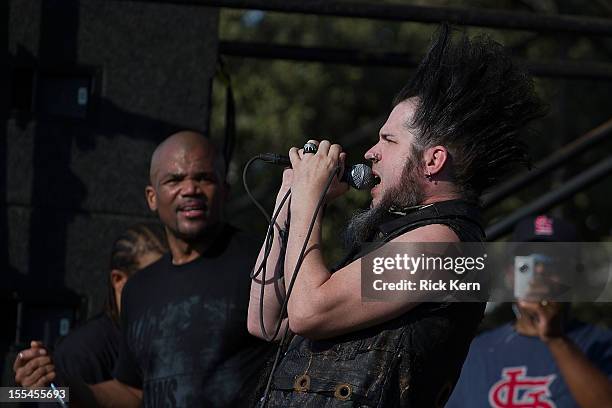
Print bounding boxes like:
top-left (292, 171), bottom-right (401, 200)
top-left (266, 200), bottom-right (486, 408)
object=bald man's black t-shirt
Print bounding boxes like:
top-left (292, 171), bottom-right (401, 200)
top-left (114, 225), bottom-right (271, 407)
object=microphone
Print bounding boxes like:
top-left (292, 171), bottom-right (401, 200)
top-left (258, 153), bottom-right (376, 190)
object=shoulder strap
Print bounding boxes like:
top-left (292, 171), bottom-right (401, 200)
top-left (380, 200), bottom-right (484, 243)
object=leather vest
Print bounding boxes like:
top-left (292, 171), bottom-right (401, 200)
top-left (266, 200), bottom-right (486, 408)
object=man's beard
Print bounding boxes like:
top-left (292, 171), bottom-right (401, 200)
top-left (343, 154), bottom-right (425, 250)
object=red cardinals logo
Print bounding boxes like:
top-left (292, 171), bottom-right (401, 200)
top-left (534, 215), bottom-right (554, 236)
top-left (488, 366), bottom-right (556, 408)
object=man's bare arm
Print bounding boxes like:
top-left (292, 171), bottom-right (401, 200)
top-left (518, 301), bottom-right (612, 408)
top-left (247, 176), bottom-right (291, 341)
top-left (285, 214), bottom-right (459, 339)
top-left (548, 337), bottom-right (612, 408)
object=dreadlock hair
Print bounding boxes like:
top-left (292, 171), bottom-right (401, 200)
top-left (105, 223), bottom-right (168, 324)
top-left (394, 24), bottom-right (546, 203)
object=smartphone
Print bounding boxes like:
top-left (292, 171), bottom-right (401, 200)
top-left (514, 255), bottom-right (534, 299)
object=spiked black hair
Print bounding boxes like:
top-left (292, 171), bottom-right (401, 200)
top-left (394, 25), bottom-right (546, 202)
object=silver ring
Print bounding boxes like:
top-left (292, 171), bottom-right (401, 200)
top-left (303, 142), bottom-right (318, 154)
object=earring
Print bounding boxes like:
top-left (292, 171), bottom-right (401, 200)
top-left (425, 169), bottom-right (432, 179)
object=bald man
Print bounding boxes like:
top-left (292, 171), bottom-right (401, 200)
top-left (14, 131), bottom-right (271, 407)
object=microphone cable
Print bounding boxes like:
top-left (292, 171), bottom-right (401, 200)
top-left (243, 155), bottom-right (291, 341)
top-left (243, 155), bottom-right (339, 407)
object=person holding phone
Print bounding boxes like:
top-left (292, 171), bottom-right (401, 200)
top-left (446, 215), bottom-right (612, 408)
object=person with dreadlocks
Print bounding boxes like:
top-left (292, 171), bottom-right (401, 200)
top-left (53, 223), bottom-right (168, 384)
top-left (248, 25), bottom-right (545, 407)
top-left (14, 223), bottom-right (167, 385)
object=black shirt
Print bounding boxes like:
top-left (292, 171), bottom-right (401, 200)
top-left (114, 225), bottom-right (271, 407)
top-left (54, 313), bottom-right (120, 384)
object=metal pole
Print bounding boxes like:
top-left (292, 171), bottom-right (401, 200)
top-left (524, 60), bottom-right (612, 80)
top-left (219, 41), bottom-right (421, 68)
top-left (220, 41), bottom-right (612, 80)
top-left (485, 155), bottom-right (612, 241)
top-left (483, 118), bottom-right (612, 208)
top-left (136, 0), bottom-right (612, 37)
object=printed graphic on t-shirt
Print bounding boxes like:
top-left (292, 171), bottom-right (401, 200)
top-left (128, 295), bottom-right (239, 407)
top-left (488, 366), bottom-right (557, 408)
top-left (145, 377), bottom-right (178, 407)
